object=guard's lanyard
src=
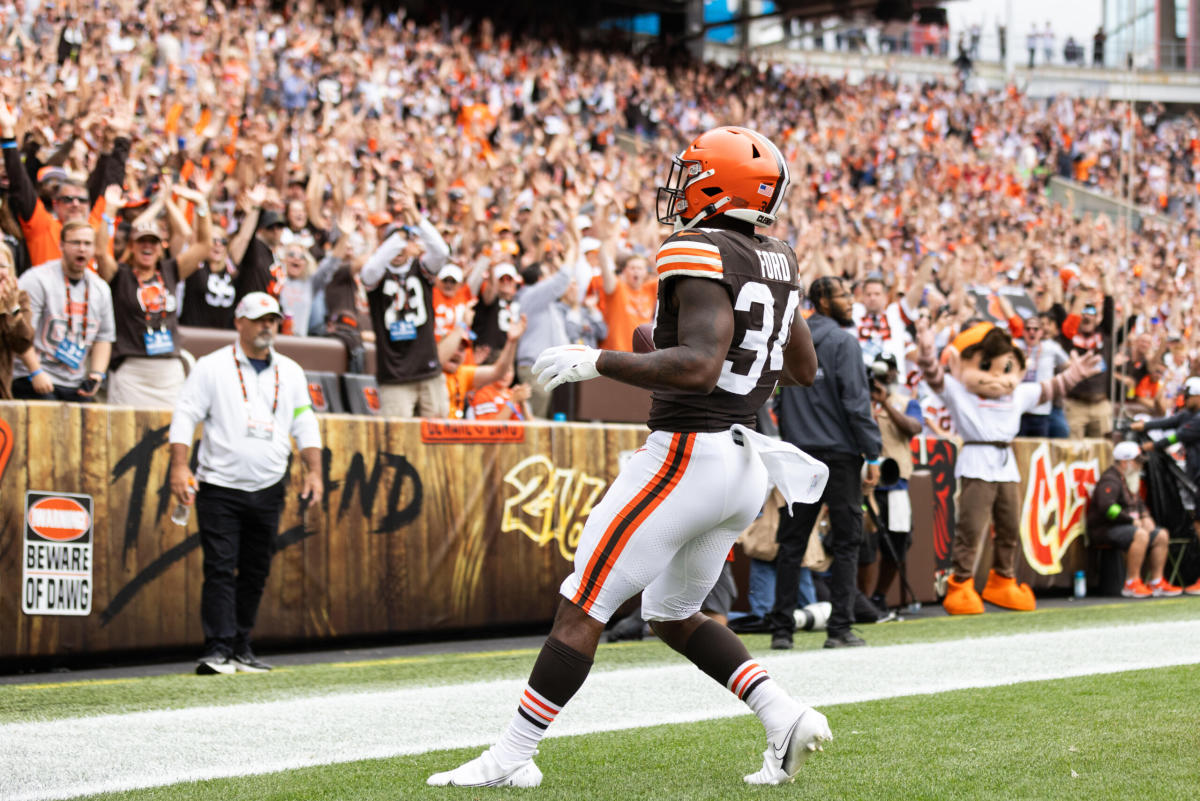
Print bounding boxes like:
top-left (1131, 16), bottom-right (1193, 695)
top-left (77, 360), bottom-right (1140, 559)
top-left (233, 349), bottom-right (279, 415)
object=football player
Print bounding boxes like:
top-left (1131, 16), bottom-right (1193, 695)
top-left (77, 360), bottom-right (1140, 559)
top-left (428, 127), bottom-right (832, 788)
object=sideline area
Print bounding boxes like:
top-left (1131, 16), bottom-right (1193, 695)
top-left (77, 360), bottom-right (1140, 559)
top-left (4, 617), bottom-right (1199, 801)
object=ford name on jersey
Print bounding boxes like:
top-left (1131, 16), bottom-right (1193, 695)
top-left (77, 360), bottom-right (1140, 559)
top-left (757, 250), bottom-right (791, 282)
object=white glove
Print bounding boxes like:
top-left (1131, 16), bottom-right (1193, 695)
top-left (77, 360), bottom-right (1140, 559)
top-left (532, 345), bottom-right (601, 391)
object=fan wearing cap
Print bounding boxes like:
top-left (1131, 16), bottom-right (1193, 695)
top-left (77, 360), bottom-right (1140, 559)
top-left (103, 190), bottom-right (212, 408)
top-left (472, 261), bottom-right (522, 363)
top-left (168, 291), bottom-right (323, 674)
top-left (432, 263), bottom-right (478, 343)
top-left (359, 193), bottom-right (451, 417)
top-left (1086, 441), bottom-right (1181, 598)
top-left (917, 318), bottom-right (1102, 615)
top-left (12, 220), bottom-right (115, 401)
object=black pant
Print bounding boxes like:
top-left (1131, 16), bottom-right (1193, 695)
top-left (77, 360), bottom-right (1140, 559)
top-left (1019, 412), bottom-right (1050, 438)
top-left (11, 375), bottom-right (91, 402)
top-left (197, 479), bottom-right (286, 654)
top-left (768, 452), bottom-right (863, 638)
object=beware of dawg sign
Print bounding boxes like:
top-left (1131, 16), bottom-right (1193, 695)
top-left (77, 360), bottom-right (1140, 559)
top-left (22, 491), bottom-right (94, 616)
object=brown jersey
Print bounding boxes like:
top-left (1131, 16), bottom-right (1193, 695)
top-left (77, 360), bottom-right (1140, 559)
top-left (647, 227), bottom-right (801, 433)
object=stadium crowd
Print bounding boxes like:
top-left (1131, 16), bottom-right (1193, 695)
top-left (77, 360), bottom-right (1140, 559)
top-left (0, 0), bottom-right (1199, 430)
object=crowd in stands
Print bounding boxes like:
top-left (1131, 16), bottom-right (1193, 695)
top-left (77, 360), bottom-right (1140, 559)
top-left (1, 0), bottom-right (1199, 431)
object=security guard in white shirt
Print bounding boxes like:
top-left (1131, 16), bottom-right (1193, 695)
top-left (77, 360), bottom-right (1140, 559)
top-left (168, 291), bottom-right (322, 675)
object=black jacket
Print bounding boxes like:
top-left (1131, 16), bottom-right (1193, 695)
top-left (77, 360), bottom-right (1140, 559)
top-left (1144, 407), bottom-right (1200, 485)
top-left (1087, 465), bottom-right (1142, 534)
top-left (773, 312), bottom-right (881, 459)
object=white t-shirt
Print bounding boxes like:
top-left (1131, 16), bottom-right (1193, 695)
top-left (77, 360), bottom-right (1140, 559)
top-left (942, 374), bottom-right (1043, 482)
top-left (1021, 339), bottom-right (1068, 415)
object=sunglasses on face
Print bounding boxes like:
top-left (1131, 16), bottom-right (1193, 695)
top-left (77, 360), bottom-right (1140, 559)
top-left (57, 195), bottom-right (88, 205)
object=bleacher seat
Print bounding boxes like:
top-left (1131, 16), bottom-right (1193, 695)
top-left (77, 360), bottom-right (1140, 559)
top-left (305, 371), bottom-right (345, 414)
top-left (342, 374), bottom-right (382, 416)
top-left (176, 326), bottom-right (350, 373)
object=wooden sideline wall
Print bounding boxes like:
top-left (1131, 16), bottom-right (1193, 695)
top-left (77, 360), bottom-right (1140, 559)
top-left (0, 402), bottom-right (1110, 660)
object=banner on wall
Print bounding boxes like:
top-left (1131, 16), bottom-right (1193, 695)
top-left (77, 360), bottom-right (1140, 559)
top-left (1017, 441), bottom-right (1104, 576)
top-left (22, 491), bottom-right (94, 616)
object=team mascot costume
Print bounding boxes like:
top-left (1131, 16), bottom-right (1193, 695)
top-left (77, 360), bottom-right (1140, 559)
top-left (916, 319), bottom-right (1100, 614)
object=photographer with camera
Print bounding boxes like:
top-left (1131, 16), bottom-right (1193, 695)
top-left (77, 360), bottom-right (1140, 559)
top-left (862, 354), bottom-right (923, 610)
top-left (1128, 377), bottom-right (1200, 596)
top-left (1132, 377), bottom-right (1200, 490)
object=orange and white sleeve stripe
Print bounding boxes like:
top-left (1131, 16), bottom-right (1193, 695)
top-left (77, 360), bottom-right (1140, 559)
top-left (654, 238), bottom-right (723, 280)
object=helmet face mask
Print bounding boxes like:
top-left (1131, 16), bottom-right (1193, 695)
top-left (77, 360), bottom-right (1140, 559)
top-left (656, 126), bottom-right (789, 231)
top-left (656, 155), bottom-right (705, 225)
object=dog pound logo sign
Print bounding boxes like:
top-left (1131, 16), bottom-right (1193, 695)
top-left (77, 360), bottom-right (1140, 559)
top-left (23, 491), bottom-right (94, 615)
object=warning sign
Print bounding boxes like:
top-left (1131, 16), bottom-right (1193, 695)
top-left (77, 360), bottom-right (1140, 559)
top-left (22, 491), bottom-right (93, 616)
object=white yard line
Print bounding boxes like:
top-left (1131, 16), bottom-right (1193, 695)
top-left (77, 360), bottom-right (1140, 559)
top-left (3, 620), bottom-right (1200, 801)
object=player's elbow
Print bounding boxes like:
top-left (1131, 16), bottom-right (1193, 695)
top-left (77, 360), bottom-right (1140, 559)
top-left (791, 361), bottom-right (817, 386)
top-left (685, 356), bottom-right (724, 394)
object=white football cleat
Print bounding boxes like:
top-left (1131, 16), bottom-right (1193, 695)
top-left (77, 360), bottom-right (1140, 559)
top-left (743, 707), bottom-right (832, 785)
top-left (427, 749), bottom-right (543, 788)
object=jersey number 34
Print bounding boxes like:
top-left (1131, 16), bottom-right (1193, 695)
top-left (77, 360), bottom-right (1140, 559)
top-left (717, 281), bottom-right (800, 396)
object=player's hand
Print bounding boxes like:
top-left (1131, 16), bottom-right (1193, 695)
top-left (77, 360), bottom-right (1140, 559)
top-left (533, 345), bottom-right (601, 391)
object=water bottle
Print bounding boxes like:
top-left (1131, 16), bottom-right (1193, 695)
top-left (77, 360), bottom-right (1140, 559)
top-left (170, 479), bottom-right (196, 526)
top-left (1073, 570), bottom-right (1087, 599)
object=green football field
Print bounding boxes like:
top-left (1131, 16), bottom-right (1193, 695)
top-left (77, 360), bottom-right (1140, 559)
top-left (3, 598), bottom-right (1199, 801)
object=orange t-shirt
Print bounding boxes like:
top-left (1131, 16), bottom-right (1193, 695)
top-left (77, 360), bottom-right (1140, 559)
top-left (432, 283), bottom-right (475, 341)
top-left (23, 198), bottom-right (107, 269)
top-left (469, 384), bottom-right (525, 421)
top-left (599, 279), bottom-right (658, 352)
top-left (445, 364), bottom-right (478, 419)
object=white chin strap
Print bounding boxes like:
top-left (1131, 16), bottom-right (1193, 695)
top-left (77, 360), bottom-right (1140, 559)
top-left (677, 196), bottom-right (730, 231)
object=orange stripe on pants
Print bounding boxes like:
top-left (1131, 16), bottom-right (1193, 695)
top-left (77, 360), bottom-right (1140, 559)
top-left (572, 433), bottom-right (694, 614)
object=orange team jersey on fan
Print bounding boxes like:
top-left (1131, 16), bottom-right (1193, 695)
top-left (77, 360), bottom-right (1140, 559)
top-left (599, 279), bottom-right (658, 352)
top-left (468, 383), bottom-right (525, 421)
top-left (432, 283), bottom-right (475, 340)
top-left (445, 364), bottom-right (478, 419)
top-left (23, 197), bottom-right (108, 269)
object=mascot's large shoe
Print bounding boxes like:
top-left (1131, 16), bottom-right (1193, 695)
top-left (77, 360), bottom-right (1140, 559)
top-left (981, 570), bottom-right (1036, 611)
top-left (943, 575), bottom-right (984, 615)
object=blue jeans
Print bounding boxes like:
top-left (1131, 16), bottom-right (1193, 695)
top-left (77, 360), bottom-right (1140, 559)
top-left (1048, 406), bottom-right (1070, 439)
top-left (748, 558), bottom-right (815, 617)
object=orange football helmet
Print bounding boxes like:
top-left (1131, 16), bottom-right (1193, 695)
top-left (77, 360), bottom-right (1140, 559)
top-left (656, 126), bottom-right (790, 231)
